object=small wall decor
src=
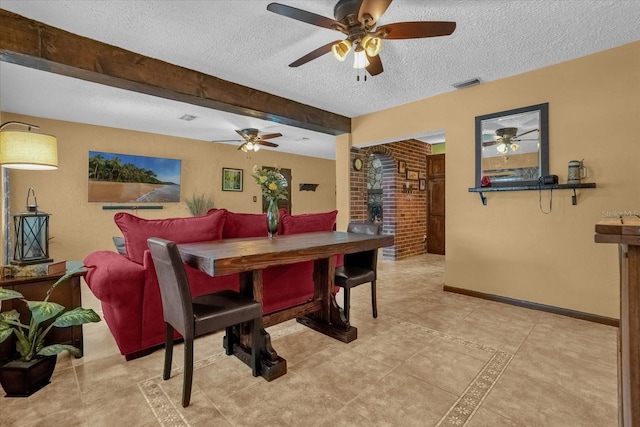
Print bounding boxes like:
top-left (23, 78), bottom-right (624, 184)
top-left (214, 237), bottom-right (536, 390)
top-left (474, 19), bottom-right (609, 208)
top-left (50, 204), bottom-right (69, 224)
top-left (88, 151), bottom-right (181, 203)
top-left (222, 168), bottom-right (243, 192)
top-left (419, 171), bottom-right (427, 179)
top-left (299, 183), bottom-right (319, 191)
top-left (419, 179), bottom-right (426, 191)
top-left (406, 170), bottom-right (419, 180)
top-left (398, 161), bottom-right (406, 174)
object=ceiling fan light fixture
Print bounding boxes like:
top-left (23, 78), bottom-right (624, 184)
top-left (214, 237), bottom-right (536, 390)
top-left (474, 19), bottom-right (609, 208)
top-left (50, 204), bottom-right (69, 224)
top-left (245, 142), bottom-right (254, 151)
top-left (253, 144), bottom-right (260, 152)
top-left (510, 143), bottom-right (519, 152)
top-left (361, 35), bottom-right (382, 57)
top-left (353, 47), bottom-right (370, 69)
top-left (496, 143), bottom-right (508, 155)
top-left (331, 39), bottom-right (352, 61)
top-left (240, 144), bottom-right (249, 153)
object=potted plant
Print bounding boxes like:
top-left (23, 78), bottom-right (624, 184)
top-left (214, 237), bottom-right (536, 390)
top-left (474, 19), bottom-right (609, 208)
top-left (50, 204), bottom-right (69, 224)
top-left (185, 193), bottom-right (214, 216)
top-left (0, 265), bottom-right (101, 396)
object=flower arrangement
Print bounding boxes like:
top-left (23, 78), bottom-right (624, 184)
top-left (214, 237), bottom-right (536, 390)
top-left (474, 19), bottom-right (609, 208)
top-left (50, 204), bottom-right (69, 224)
top-left (251, 165), bottom-right (288, 202)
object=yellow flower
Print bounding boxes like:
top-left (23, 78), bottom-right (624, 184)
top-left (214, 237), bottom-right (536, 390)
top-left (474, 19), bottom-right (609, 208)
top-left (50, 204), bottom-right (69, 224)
top-left (268, 182), bottom-right (278, 191)
top-left (259, 175), bottom-right (267, 183)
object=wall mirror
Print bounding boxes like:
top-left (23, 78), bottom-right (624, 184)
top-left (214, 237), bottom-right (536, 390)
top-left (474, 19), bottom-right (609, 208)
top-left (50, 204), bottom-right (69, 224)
top-left (475, 103), bottom-right (549, 187)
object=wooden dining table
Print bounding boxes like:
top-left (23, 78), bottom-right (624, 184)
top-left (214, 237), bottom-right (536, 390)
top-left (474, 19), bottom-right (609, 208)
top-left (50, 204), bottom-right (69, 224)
top-left (178, 230), bottom-right (394, 381)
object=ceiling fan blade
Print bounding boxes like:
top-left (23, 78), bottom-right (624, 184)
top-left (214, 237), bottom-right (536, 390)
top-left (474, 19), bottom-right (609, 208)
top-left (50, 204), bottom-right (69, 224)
top-left (258, 141), bottom-right (279, 148)
top-left (359, 0), bottom-right (393, 27)
top-left (515, 128), bottom-right (538, 138)
top-left (377, 21), bottom-right (456, 39)
top-left (235, 129), bottom-right (251, 140)
top-left (366, 54), bottom-right (384, 76)
top-left (289, 40), bottom-right (342, 67)
top-left (259, 133), bottom-right (283, 140)
top-left (267, 3), bottom-right (346, 31)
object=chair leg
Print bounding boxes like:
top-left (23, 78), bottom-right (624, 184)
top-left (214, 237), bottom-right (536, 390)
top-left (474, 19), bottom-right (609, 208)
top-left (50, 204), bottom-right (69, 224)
top-left (182, 337), bottom-right (194, 408)
top-left (371, 280), bottom-right (378, 318)
top-left (225, 326), bottom-right (234, 356)
top-left (250, 319), bottom-right (261, 377)
top-left (163, 323), bottom-right (174, 380)
top-left (343, 287), bottom-right (351, 321)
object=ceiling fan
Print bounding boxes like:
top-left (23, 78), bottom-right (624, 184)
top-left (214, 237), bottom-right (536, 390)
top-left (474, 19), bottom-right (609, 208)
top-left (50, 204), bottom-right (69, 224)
top-left (266, 0), bottom-right (457, 77)
top-left (482, 127), bottom-right (538, 155)
top-left (219, 128), bottom-right (282, 152)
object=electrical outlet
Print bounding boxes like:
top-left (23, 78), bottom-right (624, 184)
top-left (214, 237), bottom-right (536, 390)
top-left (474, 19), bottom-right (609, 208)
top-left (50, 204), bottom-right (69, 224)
top-left (253, 196), bottom-right (257, 202)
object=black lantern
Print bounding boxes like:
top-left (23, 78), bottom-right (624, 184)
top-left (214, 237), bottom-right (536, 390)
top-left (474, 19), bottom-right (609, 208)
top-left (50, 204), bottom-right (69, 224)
top-left (12, 188), bottom-right (52, 265)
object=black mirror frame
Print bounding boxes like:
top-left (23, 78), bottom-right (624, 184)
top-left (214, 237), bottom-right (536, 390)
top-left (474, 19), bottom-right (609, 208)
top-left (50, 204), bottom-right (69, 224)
top-left (475, 103), bottom-right (549, 188)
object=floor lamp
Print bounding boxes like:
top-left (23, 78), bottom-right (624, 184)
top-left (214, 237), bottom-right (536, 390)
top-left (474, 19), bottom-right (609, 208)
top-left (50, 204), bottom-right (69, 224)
top-left (0, 121), bottom-right (58, 265)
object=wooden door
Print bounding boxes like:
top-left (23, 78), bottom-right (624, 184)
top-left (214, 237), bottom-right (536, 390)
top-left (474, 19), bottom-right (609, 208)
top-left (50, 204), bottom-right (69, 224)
top-left (427, 154), bottom-right (445, 255)
top-left (262, 167), bottom-right (292, 214)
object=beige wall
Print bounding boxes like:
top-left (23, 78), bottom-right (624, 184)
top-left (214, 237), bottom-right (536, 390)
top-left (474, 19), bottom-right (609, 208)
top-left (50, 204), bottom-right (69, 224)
top-left (2, 115), bottom-right (337, 262)
top-left (349, 41), bottom-right (640, 318)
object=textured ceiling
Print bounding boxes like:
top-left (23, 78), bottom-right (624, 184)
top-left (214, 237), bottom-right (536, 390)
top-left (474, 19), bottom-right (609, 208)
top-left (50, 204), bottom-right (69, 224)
top-left (1, 0), bottom-right (639, 159)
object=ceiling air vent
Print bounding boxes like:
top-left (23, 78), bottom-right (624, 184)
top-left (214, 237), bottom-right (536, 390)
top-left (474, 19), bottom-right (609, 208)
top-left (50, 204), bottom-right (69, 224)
top-left (179, 114), bottom-right (197, 121)
top-left (452, 78), bottom-right (481, 90)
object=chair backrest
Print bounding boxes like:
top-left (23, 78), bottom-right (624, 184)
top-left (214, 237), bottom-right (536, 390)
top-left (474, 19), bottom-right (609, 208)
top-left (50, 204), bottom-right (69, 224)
top-left (147, 237), bottom-right (194, 338)
top-left (345, 222), bottom-right (382, 274)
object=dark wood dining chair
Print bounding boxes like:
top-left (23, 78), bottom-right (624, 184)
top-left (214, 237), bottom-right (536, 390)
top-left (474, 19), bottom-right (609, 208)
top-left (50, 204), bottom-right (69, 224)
top-left (147, 237), bottom-right (262, 408)
top-left (334, 222), bottom-right (382, 321)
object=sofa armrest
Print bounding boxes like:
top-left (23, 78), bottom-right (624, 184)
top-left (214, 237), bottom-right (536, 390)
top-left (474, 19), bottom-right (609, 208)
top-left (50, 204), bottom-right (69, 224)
top-left (83, 251), bottom-right (146, 305)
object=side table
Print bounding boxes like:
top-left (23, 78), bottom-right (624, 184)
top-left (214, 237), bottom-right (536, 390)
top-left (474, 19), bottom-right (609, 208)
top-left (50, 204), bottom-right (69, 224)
top-left (595, 217), bottom-right (640, 427)
top-left (0, 262), bottom-right (85, 363)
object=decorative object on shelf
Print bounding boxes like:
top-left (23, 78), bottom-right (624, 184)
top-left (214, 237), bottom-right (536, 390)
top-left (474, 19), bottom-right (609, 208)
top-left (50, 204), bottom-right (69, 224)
top-left (222, 167), bottom-right (243, 192)
top-left (0, 265), bottom-right (101, 397)
top-left (353, 157), bottom-right (363, 171)
top-left (185, 193), bottom-right (214, 216)
top-left (299, 183), bottom-right (319, 191)
top-left (0, 121), bottom-right (58, 170)
top-left (398, 161), bottom-right (406, 174)
top-left (476, 103), bottom-right (549, 188)
top-left (567, 159), bottom-right (587, 184)
top-left (419, 179), bottom-right (426, 191)
top-left (252, 165), bottom-right (289, 238)
top-left (2, 259), bottom-right (66, 279)
top-left (406, 170), bottom-right (419, 181)
top-left (12, 188), bottom-right (52, 265)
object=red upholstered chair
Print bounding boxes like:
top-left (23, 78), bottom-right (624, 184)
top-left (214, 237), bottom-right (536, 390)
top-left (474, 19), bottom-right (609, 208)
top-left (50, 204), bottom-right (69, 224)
top-left (334, 222), bottom-right (382, 321)
top-left (147, 237), bottom-right (262, 407)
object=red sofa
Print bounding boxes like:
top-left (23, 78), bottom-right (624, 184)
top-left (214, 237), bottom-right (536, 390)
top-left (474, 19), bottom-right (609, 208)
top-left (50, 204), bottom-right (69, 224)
top-left (83, 208), bottom-right (339, 360)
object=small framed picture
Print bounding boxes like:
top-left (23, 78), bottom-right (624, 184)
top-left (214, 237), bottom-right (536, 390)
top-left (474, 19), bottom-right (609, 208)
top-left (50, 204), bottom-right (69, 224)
top-left (398, 161), bottom-right (406, 174)
top-left (419, 171), bottom-right (427, 179)
top-left (406, 170), bottom-right (419, 181)
top-left (222, 167), bottom-right (243, 192)
top-left (419, 179), bottom-right (426, 191)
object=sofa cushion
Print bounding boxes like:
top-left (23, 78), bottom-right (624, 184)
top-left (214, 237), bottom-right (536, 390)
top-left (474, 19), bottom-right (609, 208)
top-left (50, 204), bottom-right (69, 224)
top-left (281, 210), bottom-right (338, 234)
top-left (209, 208), bottom-right (287, 238)
top-left (114, 210), bottom-right (226, 264)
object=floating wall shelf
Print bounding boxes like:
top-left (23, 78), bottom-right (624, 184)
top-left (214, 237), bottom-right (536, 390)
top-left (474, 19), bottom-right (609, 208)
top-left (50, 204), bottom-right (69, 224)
top-left (468, 183), bottom-right (596, 206)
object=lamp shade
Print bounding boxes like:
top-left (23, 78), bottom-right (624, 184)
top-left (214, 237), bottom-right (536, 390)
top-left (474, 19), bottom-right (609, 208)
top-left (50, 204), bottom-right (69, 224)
top-left (331, 40), bottom-right (352, 61)
top-left (353, 47), bottom-right (370, 69)
top-left (0, 130), bottom-right (58, 170)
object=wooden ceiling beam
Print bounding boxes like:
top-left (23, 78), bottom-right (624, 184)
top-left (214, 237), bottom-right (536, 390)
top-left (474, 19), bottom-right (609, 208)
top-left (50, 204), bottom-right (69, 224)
top-left (0, 9), bottom-right (351, 135)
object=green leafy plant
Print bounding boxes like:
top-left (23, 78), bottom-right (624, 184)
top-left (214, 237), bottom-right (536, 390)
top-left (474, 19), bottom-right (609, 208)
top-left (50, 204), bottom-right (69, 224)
top-left (185, 193), bottom-right (214, 216)
top-left (251, 166), bottom-right (288, 202)
top-left (0, 265), bottom-right (101, 362)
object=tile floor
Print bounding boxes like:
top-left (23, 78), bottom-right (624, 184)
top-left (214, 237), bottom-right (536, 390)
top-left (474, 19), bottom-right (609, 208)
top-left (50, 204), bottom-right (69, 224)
top-left (2, 254), bottom-right (619, 426)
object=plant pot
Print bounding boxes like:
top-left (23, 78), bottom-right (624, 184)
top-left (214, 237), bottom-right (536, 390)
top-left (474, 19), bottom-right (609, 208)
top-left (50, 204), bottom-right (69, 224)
top-left (0, 356), bottom-right (57, 397)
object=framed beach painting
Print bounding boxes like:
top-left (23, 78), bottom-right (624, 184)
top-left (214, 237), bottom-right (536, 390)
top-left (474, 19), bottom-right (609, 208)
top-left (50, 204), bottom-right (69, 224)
top-left (222, 168), bottom-right (243, 192)
top-left (88, 151), bottom-right (181, 202)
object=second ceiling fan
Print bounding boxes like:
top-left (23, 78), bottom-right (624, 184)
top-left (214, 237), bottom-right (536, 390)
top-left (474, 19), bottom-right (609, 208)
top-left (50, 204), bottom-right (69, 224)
top-left (267, 0), bottom-right (457, 77)
top-left (219, 128), bottom-right (282, 152)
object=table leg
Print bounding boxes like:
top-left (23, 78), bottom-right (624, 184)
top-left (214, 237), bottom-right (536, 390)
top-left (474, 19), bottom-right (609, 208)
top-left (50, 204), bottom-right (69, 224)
top-left (297, 257), bottom-right (357, 343)
top-left (225, 270), bottom-right (287, 381)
